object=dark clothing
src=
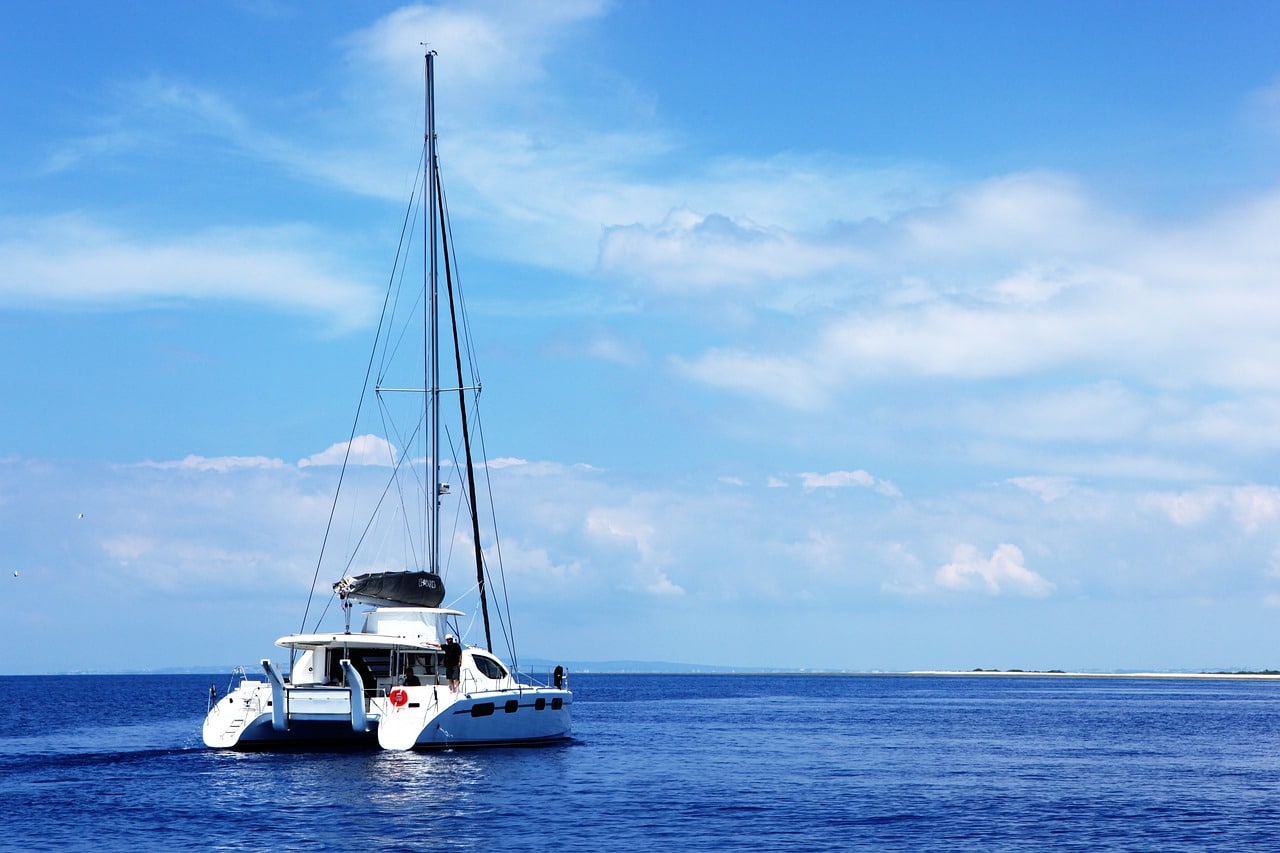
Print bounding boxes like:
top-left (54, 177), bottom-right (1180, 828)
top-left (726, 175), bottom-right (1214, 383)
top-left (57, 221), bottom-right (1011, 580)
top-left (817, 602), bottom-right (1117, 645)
top-left (443, 639), bottom-right (462, 681)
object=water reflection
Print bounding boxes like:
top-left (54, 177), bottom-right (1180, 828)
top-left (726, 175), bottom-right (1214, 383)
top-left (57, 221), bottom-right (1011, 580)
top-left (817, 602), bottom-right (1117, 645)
top-left (366, 750), bottom-right (488, 814)
top-left (192, 742), bottom-right (578, 849)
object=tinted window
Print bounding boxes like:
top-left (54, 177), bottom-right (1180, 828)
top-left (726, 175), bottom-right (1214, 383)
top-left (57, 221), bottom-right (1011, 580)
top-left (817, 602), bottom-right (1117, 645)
top-left (471, 654), bottom-right (508, 680)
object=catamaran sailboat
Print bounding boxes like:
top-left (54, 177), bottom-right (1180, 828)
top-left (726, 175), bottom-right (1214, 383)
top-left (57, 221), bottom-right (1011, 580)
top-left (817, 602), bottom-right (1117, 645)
top-left (202, 52), bottom-right (572, 751)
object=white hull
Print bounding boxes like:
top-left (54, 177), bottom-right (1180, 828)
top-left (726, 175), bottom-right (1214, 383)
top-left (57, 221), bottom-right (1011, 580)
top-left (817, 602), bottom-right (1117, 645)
top-left (375, 685), bottom-right (571, 750)
top-left (203, 678), bottom-right (570, 751)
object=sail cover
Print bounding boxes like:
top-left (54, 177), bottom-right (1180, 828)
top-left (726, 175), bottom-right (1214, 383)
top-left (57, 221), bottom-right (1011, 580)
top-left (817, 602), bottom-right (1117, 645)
top-left (334, 571), bottom-right (446, 607)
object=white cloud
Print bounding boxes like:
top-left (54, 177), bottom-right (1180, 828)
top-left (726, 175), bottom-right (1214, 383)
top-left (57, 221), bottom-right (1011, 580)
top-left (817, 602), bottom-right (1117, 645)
top-left (1142, 490), bottom-right (1219, 526)
top-left (48, 74), bottom-right (402, 202)
top-left (643, 572), bottom-right (686, 597)
top-left (140, 455), bottom-right (286, 473)
top-left (0, 216), bottom-right (376, 327)
top-left (904, 172), bottom-right (1122, 259)
top-left (1007, 476), bottom-right (1076, 503)
top-left (1143, 486), bottom-right (1280, 532)
top-left (600, 208), bottom-right (864, 291)
top-left (584, 506), bottom-right (685, 596)
top-left (934, 543), bottom-right (1056, 598)
top-left (802, 470), bottom-right (876, 489)
top-left (1231, 486), bottom-right (1280, 533)
top-left (664, 178), bottom-right (1280, 412)
top-left (800, 469), bottom-right (901, 497)
top-left (495, 537), bottom-right (583, 585)
top-left (584, 506), bottom-right (654, 556)
top-left (300, 435), bottom-right (398, 468)
top-left (485, 457), bottom-right (529, 470)
top-left (1154, 396), bottom-right (1280, 453)
top-left (673, 349), bottom-right (831, 410)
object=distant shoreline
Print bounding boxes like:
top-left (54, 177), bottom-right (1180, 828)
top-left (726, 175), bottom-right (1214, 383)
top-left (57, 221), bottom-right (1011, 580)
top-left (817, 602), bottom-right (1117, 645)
top-left (4, 668), bottom-right (1280, 679)
top-left (905, 670), bottom-right (1280, 680)
top-left (555, 668), bottom-right (1280, 680)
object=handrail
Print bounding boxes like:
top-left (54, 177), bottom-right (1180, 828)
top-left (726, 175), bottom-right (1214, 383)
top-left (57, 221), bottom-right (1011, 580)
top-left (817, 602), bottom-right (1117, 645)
top-left (209, 665), bottom-right (254, 711)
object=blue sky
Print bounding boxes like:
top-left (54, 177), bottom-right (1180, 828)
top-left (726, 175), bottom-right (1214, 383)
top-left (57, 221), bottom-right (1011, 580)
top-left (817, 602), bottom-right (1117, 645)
top-left (5, 1), bottom-right (1280, 673)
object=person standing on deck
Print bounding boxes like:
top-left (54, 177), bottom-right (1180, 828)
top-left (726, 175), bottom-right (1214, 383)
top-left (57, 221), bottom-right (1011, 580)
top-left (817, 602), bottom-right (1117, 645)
top-left (443, 635), bottom-right (462, 693)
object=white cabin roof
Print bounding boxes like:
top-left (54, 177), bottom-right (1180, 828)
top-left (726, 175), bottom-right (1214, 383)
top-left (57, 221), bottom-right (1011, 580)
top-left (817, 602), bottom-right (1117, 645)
top-left (276, 606), bottom-right (466, 650)
top-left (274, 632), bottom-right (440, 651)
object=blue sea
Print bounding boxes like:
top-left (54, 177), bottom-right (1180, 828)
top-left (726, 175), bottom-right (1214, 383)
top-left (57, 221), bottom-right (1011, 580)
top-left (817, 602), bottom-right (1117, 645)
top-left (2, 673), bottom-right (1278, 851)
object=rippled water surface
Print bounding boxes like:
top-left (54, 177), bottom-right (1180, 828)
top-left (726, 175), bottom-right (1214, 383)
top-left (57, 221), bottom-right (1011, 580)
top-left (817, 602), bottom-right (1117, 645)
top-left (2, 673), bottom-right (1279, 851)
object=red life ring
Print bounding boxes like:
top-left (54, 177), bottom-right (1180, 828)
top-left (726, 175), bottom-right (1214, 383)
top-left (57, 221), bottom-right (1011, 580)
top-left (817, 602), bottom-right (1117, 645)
top-left (389, 687), bottom-right (409, 707)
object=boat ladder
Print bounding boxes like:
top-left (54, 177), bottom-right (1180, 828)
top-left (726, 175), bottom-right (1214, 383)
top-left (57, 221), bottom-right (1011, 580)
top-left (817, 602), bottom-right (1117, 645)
top-left (220, 694), bottom-right (260, 741)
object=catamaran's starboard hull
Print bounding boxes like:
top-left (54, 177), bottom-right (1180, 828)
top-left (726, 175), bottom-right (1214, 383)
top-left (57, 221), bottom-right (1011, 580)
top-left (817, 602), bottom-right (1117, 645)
top-left (376, 686), bottom-right (572, 750)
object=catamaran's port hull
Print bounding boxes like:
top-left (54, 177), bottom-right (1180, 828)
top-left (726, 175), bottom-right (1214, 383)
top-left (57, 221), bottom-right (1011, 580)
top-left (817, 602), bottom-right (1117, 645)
top-left (202, 681), bottom-right (379, 749)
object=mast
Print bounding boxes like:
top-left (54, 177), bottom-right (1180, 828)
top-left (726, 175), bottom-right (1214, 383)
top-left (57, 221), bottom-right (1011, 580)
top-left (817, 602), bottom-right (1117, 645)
top-left (426, 51), bottom-right (441, 576)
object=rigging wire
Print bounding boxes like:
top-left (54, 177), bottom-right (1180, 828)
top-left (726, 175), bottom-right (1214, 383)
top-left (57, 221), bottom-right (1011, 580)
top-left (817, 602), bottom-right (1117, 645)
top-left (438, 173), bottom-right (519, 666)
top-left (435, 164), bottom-right (492, 652)
top-left (473, 401), bottom-right (519, 667)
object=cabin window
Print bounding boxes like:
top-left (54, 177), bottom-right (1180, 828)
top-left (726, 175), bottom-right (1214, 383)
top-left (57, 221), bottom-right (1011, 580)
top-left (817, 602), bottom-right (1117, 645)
top-left (471, 702), bottom-right (495, 717)
top-left (551, 697), bottom-right (563, 710)
top-left (535, 697), bottom-right (546, 711)
top-left (504, 699), bottom-right (519, 713)
top-left (471, 654), bottom-right (508, 680)
top-left (401, 652), bottom-right (441, 685)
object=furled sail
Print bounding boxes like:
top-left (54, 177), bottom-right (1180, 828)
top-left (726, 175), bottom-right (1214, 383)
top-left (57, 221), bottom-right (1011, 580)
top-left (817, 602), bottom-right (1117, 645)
top-left (334, 571), bottom-right (445, 607)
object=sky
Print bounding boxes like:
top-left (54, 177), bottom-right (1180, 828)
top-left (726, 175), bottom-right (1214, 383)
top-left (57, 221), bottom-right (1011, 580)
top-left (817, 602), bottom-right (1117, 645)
top-left (4, 0), bottom-right (1280, 674)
